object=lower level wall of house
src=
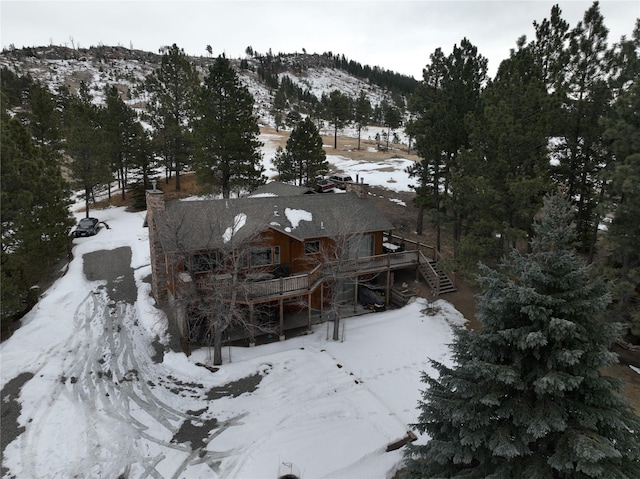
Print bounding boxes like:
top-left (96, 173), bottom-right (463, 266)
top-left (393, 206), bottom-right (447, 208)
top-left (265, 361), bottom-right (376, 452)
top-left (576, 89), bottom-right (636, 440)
top-left (168, 290), bottom-right (188, 339)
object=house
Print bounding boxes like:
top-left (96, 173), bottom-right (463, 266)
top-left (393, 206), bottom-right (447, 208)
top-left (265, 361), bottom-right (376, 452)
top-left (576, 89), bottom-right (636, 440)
top-left (146, 181), bottom-right (452, 349)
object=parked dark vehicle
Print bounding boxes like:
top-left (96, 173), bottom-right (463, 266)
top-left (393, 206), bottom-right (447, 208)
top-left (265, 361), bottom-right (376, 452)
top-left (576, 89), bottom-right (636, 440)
top-left (358, 285), bottom-right (386, 312)
top-left (74, 217), bottom-right (99, 237)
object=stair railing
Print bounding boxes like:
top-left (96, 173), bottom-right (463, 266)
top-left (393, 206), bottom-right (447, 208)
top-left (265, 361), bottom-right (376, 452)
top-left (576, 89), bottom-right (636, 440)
top-left (418, 250), bottom-right (440, 295)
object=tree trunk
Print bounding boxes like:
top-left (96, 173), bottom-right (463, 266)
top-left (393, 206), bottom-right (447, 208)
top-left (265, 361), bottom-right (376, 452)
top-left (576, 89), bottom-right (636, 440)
top-left (84, 185), bottom-right (91, 218)
top-left (175, 160), bottom-right (181, 191)
top-left (332, 314), bottom-right (340, 341)
top-left (120, 166), bottom-right (126, 201)
top-left (587, 184), bottom-right (606, 264)
top-left (416, 204), bottom-right (425, 236)
top-left (213, 328), bottom-right (223, 365)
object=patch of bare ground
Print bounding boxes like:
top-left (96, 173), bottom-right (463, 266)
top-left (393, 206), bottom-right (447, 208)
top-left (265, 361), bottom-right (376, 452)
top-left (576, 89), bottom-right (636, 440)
top-left (260, 125), bottom-right (422, 165)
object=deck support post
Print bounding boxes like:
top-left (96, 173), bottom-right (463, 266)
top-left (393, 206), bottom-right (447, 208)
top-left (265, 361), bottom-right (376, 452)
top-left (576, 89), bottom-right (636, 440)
top-left (249, 303), bottom-right (255, 347)
top-left (279, 298), bottom-right (285, 341)
top-left (386, 270), bottom-right (391, 306)
top-left (353, 275), bottom-right (358, 313)
top-left (307, 292), bottom-right (312, 331)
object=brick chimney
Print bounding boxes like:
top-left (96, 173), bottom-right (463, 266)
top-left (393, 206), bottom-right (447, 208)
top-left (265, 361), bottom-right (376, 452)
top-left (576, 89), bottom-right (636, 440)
top-left (146, 181), bottom-right (167, 302)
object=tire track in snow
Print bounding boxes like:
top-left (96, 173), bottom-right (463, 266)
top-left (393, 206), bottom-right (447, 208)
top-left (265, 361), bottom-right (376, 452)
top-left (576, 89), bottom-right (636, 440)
top-left (14, 281), bottom-right (243, 478)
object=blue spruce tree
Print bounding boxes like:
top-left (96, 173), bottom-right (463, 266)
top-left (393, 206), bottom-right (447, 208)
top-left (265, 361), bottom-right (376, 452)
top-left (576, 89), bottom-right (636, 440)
top-left (404, 193), bottom-right (640, 478)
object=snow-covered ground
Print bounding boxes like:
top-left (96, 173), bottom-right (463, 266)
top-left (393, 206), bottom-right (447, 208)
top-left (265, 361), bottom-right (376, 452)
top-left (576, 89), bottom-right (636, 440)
top-left (1, 135), bottom-right (463, 478)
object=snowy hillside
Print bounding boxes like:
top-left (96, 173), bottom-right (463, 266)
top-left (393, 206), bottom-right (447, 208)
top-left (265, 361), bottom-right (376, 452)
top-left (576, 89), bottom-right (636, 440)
top-left (0, 45), bottom-right (402, 128)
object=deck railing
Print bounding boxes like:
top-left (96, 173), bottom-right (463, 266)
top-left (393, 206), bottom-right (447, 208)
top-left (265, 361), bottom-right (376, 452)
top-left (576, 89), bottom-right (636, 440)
top-left (191, 250), bottom-right (420, 301)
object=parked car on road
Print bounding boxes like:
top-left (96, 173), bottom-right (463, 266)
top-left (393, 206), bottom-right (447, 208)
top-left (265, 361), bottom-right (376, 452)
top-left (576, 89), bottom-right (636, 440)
top-left (74, 217), bottom-right (99, 237)
top-left (329, 173), bottom-right (353, 190)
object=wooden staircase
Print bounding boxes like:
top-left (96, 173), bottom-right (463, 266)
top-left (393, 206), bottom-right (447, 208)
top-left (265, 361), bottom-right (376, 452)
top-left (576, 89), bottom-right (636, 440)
top-left (388, 234), bottom-right (456, 296)
top-left (418, 258), bottom-right (457, 295)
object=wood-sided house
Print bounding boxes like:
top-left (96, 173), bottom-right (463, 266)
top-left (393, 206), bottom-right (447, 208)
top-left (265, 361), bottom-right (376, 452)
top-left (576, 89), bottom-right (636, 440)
top-left (145, 182), bottom-right (437, 348)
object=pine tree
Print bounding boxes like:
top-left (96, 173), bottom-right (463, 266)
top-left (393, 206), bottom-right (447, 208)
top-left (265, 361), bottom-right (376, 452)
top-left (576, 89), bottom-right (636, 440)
top-left (464, 38), bottom-right (554, 259)
top-left (103, 85), bottom-right (139, 200)
top-left (404, 193), bottom-right (640, 478)
top-left (322, 89), bottom-right (351, 149)
top-left (63, 82), bottom-right (111, 217)
top-left (144, 43), bottom-right (199, 191)
top-left (381, 99), bottom-right (402, 150)
top-left (532, 4), bottom-right (571, 94)
top-left (283, 116), bottom-right (328, 186)
top-left (353, 91), bottom-right (372, 150)
top-left (407, 39), bottom-right (488, 239)
top-left (193, 55), bottom-right (265, 197)
top-left (551, 2), bottom-right (613, 258)
top-left (27, 81), bottom-right (61, 150)
top-left (272, 146), bottom-right (295, 183)
top-left (602, 78), bottom-right (640, 338)
top-left (1, 105), bottom-right (73, 324)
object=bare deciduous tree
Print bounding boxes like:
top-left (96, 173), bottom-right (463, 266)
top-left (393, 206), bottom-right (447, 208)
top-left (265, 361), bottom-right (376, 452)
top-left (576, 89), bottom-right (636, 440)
top-left (160, 201), bottom-right (275, 364)
top-left (305, 206), bottom-right (383, 341)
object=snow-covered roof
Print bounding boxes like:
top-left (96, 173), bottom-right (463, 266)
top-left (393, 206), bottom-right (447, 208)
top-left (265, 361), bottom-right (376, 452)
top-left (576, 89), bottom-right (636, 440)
top-left (154, 192), bottom-right (394, 253)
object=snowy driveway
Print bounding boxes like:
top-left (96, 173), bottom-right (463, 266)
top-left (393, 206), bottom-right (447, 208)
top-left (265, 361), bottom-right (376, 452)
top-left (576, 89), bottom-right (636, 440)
top-left (2, 246), bottom-right (247, 478)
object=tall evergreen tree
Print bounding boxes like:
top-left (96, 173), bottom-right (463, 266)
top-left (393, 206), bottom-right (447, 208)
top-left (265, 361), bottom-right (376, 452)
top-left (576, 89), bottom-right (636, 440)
top-left (1, 105), bottom-right (73, 324)
top-left (272, 145), bottom-right (295, 183)
top-left (532, 3), bottom-right (571, 94)
top-left (323, 89), bottom-right (351, 149)
top-left (129, 122), bottom-right (155, 191)
top-left (407, 39), bottom-right (488, 240)
top-left (63, 82), bottom-right (110, 217)
top-left (404, 193), bottom-right (640, 478)
top-left (353, 91), bottom-right (372, 150)
top-left (382, 99), bottom-right (402, 150)
top-left (281, 116), bottom-right (328, 186)
top-left (193, 55), bottom-right (265, 197)
top-left (103, 85), bottom-right (138, 200)
top-left (144, 43), bottom-right (199, 191)
top-left (27, 81), bottom-right (61, 151)
top-left (551, 2), bottom-right (613, 258)
top-left (464, 38), bottom-right (554, 259)
top-left (602, 79), bottom-right (640, 338)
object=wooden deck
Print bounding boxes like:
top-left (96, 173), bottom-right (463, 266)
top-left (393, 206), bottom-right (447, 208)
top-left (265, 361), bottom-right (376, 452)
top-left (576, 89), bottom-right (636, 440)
top-left (179, 244), bottom-right (456, 347)
top-left (193, 250), bottom-right (422, 302)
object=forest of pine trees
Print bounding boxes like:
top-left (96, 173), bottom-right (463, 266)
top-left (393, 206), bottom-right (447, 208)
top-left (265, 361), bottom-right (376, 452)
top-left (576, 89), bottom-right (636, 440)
top-left (405, 3), bottom-right (639, 343)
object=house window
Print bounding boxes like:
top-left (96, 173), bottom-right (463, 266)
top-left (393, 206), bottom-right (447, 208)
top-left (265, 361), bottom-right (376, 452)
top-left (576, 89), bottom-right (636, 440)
top-left (304, 240), bottom-right (320, 254)
top-left (251, 247), bottom-right (272, 266)
top-left (191, 252), bottom-right (218, 273)
top-left (249, 246), bottom-right (281, 267)
top-left (347, 234), bottom-right (374, 259)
